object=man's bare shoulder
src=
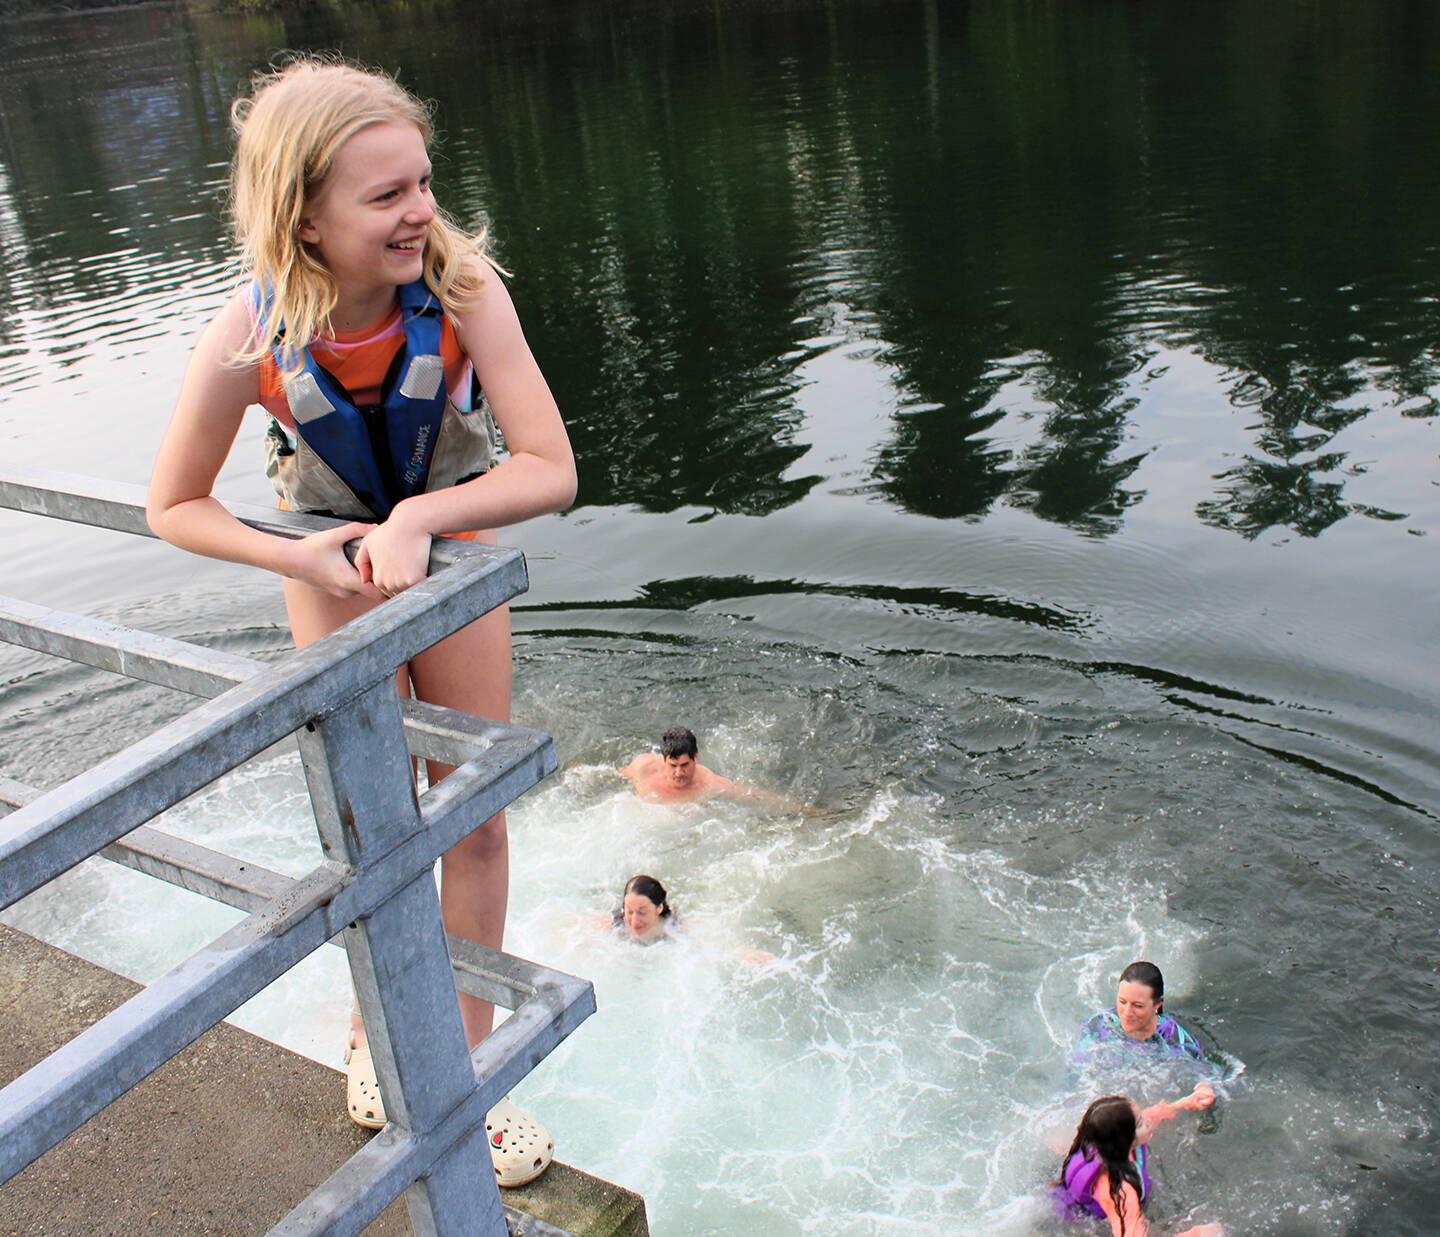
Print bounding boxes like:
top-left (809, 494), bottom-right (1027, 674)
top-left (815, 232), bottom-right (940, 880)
top-left (699, 767), bottom-right (736, 792)
top-left (618, 753), bottom-right (661, 780)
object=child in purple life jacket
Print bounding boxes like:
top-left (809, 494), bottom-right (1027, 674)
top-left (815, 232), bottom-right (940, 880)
top-left (1054, 1085), bottom-right (1223, 1237)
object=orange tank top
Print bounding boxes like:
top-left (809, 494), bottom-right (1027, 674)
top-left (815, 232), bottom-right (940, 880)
top-left (255, 299), bottom-right (473, 431)
top-left (258, 296), bottom-right (484, 540)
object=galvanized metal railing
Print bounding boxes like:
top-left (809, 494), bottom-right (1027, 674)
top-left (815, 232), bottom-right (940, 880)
top-left (0, 468), bottom-right (596, 1237)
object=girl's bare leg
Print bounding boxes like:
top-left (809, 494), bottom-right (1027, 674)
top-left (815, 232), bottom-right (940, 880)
top-left (283, 580), bottom-right (390, 1054)
top-left (407, 599), bottom-right (512, 1048)
top-left (284, 565), bottom-right (512, 1052)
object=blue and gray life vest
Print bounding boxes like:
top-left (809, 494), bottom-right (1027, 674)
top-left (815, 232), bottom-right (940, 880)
top-left (261, 278), bottom-right (494, 521)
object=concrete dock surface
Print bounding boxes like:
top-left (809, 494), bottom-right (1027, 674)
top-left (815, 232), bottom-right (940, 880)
top-left (0, 924), bottom-right (646, 1237)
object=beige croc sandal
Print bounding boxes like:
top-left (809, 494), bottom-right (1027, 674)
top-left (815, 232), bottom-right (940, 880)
top-left (486, 1098), bottom-right (553, 1187)
top-left (344, 1029), bottom-right (386, 1129)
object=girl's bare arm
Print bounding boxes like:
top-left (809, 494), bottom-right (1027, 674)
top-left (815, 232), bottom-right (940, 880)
top-left (353, 258), bottom-right (576, 595)
top-left (146, 293), bottom-right (379, 598)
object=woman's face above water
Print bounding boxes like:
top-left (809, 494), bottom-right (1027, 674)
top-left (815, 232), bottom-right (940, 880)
top-left (1115, 980), bottom-right (1161, 1039)
top-left (623, 893), bottom-right (665, 938)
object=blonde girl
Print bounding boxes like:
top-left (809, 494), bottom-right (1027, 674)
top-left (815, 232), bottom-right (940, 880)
top-left (146, 57), bottom-right (574, 1181)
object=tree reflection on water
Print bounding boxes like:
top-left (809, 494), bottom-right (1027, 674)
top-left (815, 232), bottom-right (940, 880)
top-left (0, 0), bottom-right (1436, 537)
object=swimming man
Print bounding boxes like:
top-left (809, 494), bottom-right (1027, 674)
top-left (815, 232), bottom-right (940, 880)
top-left (619, 726), bottom-right (827, 817)
top-left (619, 726), bottom-right (737, 802)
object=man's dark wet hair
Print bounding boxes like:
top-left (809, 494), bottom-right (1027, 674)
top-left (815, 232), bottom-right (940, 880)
top-left (660, 726), bottom-right (698, 760)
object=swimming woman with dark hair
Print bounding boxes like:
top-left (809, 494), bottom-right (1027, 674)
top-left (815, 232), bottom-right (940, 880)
top-left (1075, 961), bottom-right (1205, 1062)
top-left (601, 874), bottom-right (774, 963)
top-left (611, 874), bottom-right (675, 943)
top-left (1054, 1086), bottom-right (1223, 1237)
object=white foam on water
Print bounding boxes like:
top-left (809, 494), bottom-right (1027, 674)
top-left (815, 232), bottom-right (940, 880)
top-left (498, 768), bottom-right (1246, 1234)
top-left (5, 718), bottom-right (1429, 1233)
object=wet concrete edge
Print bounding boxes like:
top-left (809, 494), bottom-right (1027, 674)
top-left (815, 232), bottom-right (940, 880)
top-left (0, 923), bottom-right (647, 1237)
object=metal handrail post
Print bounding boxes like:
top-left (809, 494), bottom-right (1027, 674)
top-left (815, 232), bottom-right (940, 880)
top-left (296, 681), bottom-right (505, 1235)
top-left (0, 469), bottom-right (601, 1235)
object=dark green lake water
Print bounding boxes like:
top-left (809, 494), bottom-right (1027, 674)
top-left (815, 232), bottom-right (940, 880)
top-left (2, 1), bottom-right (1438, 1232)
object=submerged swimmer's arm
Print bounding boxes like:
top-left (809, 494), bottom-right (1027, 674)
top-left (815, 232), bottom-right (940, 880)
top-left (1136, 1083), bottom-right (1216, 1144)
top-left (146, 296), bottom-right (380, 598)
top-left (1183, 1036), bottom-right (1233, 1101)
top-left (715, 780), bottom-right (828, 817)
top-left (354, 259), bottom-right (575, 595)
top-left (617, 755), bottom-right (651, 781)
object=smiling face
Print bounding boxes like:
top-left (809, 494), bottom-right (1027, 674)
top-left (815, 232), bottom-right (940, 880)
top-left (298, 120), bottom-right (435, 303)
top-left (1115, 979), bottom-right (1162, 1040)
top-left (622, 892), bottom-right (666, 939)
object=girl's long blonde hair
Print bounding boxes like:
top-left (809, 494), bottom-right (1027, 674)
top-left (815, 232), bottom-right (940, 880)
top-left (229, 55), bottom-right (488, 375)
